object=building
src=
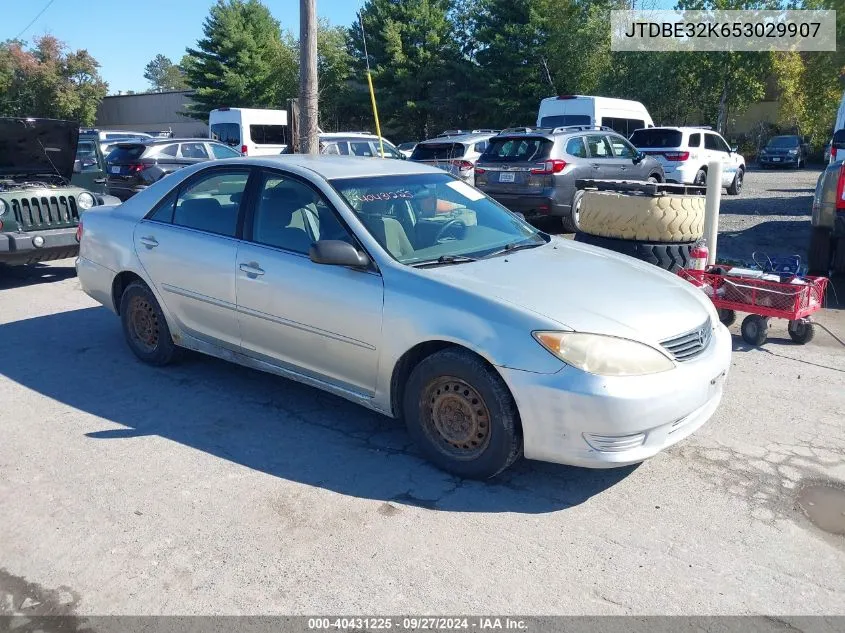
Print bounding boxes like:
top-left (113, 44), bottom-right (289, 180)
top-left (95, 90), bottom-right (208, 137)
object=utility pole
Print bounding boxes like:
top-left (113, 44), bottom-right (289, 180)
top-left (299, 0), bottom-right (319, 154)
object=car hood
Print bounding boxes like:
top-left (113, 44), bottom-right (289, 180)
top-left (425, 238), bottom-right (712, 343)
top-left (0, 117), bottom-right (79, 179)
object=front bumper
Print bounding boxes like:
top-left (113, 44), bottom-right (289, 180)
top-left (486, 193), bottom-right (568, 218)
top-left (759, 155), bottom-right (798, 166)
top-left (499, 323), bottom-right (732, 468)
top-left (0, 227), bottom-right (79, 265)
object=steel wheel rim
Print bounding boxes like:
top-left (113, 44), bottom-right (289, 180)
top-left (573, 193), bottom-right (582, 226)
top-left (420, 376), bottom-right (492, 459)
top-left (695, 172), bottom-right (706, 186)
top-left (129, 295), bottom-right (159, 352)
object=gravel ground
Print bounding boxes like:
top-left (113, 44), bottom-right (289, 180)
top-left (1, 170), bottom-right (844, 618)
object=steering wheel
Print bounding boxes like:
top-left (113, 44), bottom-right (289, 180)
top-left (434, 219), bottom-right (466, 243)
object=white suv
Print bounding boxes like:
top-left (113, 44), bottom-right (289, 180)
top-left (630, 127), bottom-right (745, 195)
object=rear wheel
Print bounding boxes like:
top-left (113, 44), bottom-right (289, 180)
top-left (403, 348), bottom-right (522, 479)
top-left (694, 169), bottom-right (707, 186)
top-left (807, 227), bottom-right (832, 275)
top-left (119, 281), bottom-right (180, 366)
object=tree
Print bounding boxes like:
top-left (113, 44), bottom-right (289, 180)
top-left (182, 0), bottom-right (297, 121)
top-left (316, 22), bottom-right (355, 130)
top-left (0, 35), bottom-right (107, 125)
top-left (143, 54), bottom-right (188, 91)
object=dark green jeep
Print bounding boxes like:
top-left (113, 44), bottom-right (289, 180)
top-left (0, 117), bottom-right (121, 266)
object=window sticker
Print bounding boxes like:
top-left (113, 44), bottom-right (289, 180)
top-left (445, 180), bottom-right (485, 201)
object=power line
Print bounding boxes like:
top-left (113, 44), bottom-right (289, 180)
top-left (13, 0), bottom-right (56, 41)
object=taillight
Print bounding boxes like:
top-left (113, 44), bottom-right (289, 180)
top-left (530, 159), bottom-right (567, 175)
top-left (128, 163), bottom-right (149, 173)
top-left (452, 159), bottom-right (473, 171)
top-left (832, 147), bottom-right (838, 161)
top-left (663, 151), bottom-right (690, 161)
top-left (474, 166), bottom-right (487, 175)
top-left (836, 163), bottom-right (845, 210)
top-left (240, 145), bottom-right (248, 155)
top-left (76, 218), bottom-right (83, 243)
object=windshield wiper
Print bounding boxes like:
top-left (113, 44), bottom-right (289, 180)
top-left (483, 240), bottom-right (544, 259)
top-left (411, 254), bottom-right (479, 268)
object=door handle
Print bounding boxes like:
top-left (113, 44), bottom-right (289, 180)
top-left (239, 262), bottom-right (265, 277)
top-left (591, 163), bottom-right (600, 168)
top-left (140, 236), bottom-right (158, 249)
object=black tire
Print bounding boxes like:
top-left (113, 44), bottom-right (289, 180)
top-left (694, 169), bottom-right (707, 186)
top-left (403, 348), bottom-right (522, 479)
top-left (727, 167), bottom-right (744, 195)
top-left (807, 227), bottom-right (832, 275)
top-left (574, 233), bottom-right (693, 272)
top-left (119, 281), bottom-right (180, 366)
top-left (647, 174), bottom-right (662, 183)
top-left (788, 319), bottom-right (815, 344)
top-left (560, 190), bottom-right (583, 233)
top-left (741, 314), bottom-right (768, 346)
top-left (718, 309), bottom-right (737, 327)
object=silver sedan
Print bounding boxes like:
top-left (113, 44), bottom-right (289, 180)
top-left (76, 155), bottom-right (731, 478)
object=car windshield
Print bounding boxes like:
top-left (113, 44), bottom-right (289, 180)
top-left (767, 136), bottom-right (799, 148)
top-left (629, 129), bottom-right (682, 148)
top-left (330, 173), bottom-right (547, 265)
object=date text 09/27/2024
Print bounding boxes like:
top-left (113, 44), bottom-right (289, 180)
top-left (307, 617), bottom-right (528, 631)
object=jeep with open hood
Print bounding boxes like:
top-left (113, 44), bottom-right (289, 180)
top-left (0, 117), bottom-right (121, 266)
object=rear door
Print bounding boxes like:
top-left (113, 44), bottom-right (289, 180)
top-left (133, 167), bottom-right (253, 350)
top-left (473, 136), bottom-right (553, 195)
top-left (584, 134), bottom-right (616, 179)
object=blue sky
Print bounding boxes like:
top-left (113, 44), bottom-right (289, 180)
top-left (3, 0), bottom-right (362, 94)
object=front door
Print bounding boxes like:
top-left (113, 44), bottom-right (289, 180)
top-left (585, 134), bottom-right (617, 179)
top-left (72, 138), bottom-right (107, 194)
top-left (133, 167), bottom-right (252, 350)
top-left (705, 133), bottom-right (736, 187)
top-left (236, 169), bottom-right (384, 395)
top-left (608, 134), bottom-right (649, 180)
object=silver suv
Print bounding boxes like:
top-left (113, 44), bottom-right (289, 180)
top-left (474, 126), bottom-right (665, 232)
top-left (409, 131), bottom-right (498, 185)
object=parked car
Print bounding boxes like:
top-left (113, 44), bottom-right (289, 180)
top-left (1, 117), bottom-right (120, 266)
top-left (73, 131), bottom-right (109, 195)
top-left (825, 140), bottom-right (832, 164)
top-left (319, 132), bottom-right (404, 159)
top-left (410, 131), bottom-right (498, 184)
top-left (106, 138), bottom-right (242, 200)
top-left (629, 126), bottom-right (745, 194)
top-left (81, 128), bottom-right (154, 142)
top-left (537, 95), bottom-right (654, 137)
top-left (809, 135), bottom-right (845, 274)
top-left (475, 125), bottom-right (665, 232)
top-left (758, 135), bottom-right (808, 169)
top-left (209, 107), bottom-right (289, 155)
top-left (75, 155), bottom-right (731, 478)
top-left (397, 142), bottom-right (417, 158)
top-left (101, 137), bottom-right (150, 162)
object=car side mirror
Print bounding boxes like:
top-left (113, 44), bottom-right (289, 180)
top-left (632, 151), bottom-right (645, 164)
top-left (730, 146), bottom-right (738, 153)
top-left (513, 211), bottom-right (526, 221)
top-left (309, 240), bottom-right (370, 268)
top-left (73, 159), bottom-right (82, 174)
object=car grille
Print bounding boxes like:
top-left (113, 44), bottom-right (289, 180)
top-left (660, 318), bottom-right (712, 362)
top-left (10, 195), bottom-right (79, 231)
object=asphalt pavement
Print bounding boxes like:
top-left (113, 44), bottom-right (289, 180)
top-left (1, 166), bottom-right (844, 616)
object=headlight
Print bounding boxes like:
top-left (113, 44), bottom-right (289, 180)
top-left (77, 192), bottom-right (95, 210)
top-left (788, 149), bottom-right (799, 155)
top-left (533, 331), bottom-right (674, 377)
top-left (0, 199), bottom-right (7, 216)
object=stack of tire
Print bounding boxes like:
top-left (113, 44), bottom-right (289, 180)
top-left (573, 190), bottom-right (706, 272)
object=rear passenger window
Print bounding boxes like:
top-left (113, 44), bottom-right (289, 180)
top-left (180, 143), bottom-right (210, 159)
top-left (565, 137), bottom-right (587, 157)
top-left (688, 133), bottom-right (701, 148)
top-left (172, 170), bottom-right (250, 237)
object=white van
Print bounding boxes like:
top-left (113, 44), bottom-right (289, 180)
top-left (536, 95), bottom-right (654, 137)
top-left (208, 107), bottom-right (289, 156)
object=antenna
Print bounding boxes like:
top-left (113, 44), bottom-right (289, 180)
top-left (358, 11), bottom-right (385, 158)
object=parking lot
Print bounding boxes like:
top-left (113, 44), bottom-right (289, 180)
top-left (1, 166), bottom-right (844, 616)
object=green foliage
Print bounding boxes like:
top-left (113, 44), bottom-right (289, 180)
top-left (0, 35), bottom-right (107, 125)
top-left (143, 54), bottom-right (188, 91)
top-left (182, 0), bottom-right (297, 121)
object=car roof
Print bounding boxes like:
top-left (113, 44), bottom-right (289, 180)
top-left (219, 155), bottom-right (442, 179)
top-left (116, 138), bottom-right (217, 145)
top-left (492, 125), bottom-right (623, 139)
top-left (636, 126), bottom-right (717, 133)
top-left (320, 132), bottom-right (379, 140)
top-left (418, 132), bottom-right (494, 144)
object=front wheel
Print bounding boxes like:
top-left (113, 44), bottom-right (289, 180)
top-left (741, 314), bottom-right (768, 346)
top-left (727, 168), bottom-right (744, 195)
top-left (403, 348), bottom-right (522, 479)
top-left (560, 189), bottom-right (583, 233)
top-left (788, 319), bottom-right (815, 344)
top-left (119, 281), bottom-right (181, 366)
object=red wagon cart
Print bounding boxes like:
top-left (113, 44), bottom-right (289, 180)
top-left (678, 266), bottom-right (829, 346)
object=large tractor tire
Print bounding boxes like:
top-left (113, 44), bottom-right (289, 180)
top-left (578, 190), bottom-right (705, 243)
top-left (574, 233), bottom-right (694, 273)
